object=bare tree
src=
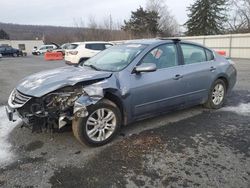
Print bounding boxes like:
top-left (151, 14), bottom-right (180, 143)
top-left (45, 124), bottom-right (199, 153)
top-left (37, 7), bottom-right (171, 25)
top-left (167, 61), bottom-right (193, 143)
top-left (71, 14), bottom-right (133, 41)
top-left (227, 0), bottom-right (250, 33)
top-left (146, 0), bottom-right (180, 36)
top-left (241, 0), bottom-right (250, 29)
top-left (73, 18), bottom-right (86, 41)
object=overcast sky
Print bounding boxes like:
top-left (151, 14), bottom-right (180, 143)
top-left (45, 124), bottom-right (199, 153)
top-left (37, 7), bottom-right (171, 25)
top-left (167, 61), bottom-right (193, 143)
top-left (0, 0), bottom-right (194, 27)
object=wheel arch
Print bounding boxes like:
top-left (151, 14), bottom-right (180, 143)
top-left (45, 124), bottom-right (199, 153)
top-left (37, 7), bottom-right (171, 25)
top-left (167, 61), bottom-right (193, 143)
top-left (214, 74), bottom-right (229, 91)
top-left (104, 91), bottom-right (127, 125)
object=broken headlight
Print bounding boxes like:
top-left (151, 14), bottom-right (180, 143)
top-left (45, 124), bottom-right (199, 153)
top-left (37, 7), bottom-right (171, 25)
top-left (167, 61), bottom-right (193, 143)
top-left (43, 86), bottom-right (84, 111)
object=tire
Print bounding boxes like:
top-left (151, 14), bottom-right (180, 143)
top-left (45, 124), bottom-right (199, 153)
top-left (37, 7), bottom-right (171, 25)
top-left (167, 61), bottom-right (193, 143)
top-left (72, 99), bottom-right (121, 146)
top-left (13, 53), bottom-right (17, 57)
top-left (204, 79), bottom-right (227, 109)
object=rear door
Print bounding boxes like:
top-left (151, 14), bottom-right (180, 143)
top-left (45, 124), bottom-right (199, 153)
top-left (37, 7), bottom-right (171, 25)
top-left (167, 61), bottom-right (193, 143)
top-left (178, 43), bottom-right (215, 104)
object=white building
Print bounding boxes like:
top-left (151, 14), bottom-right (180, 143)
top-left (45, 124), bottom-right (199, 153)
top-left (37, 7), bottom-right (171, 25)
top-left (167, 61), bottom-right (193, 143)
top-left (0, 40), bottom-right (44, 55)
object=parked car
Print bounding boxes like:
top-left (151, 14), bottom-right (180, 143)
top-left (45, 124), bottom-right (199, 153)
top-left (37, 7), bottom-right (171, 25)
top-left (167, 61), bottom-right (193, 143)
top-left (0, 46), bottom-right (23, 57)
top-left (32, 44), bottom-right (58, 55)
top-left (64, 41), bottom-right (113, 65)
top-left (52, 43), bottom-right (71, 55)
top-left (6, 39), bottom-right (237, 146)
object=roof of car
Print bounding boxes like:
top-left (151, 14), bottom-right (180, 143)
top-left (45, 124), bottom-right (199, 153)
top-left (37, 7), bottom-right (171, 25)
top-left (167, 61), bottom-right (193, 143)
top-left (122, 38), bottom-right (209, 49)
top-left (71, 41), bottom-right (112, 45)
top-left (124, 38), bottom-right (181, 45)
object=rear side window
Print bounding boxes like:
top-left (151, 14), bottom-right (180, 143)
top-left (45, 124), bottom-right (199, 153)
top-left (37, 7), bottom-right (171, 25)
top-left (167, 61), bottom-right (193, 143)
top-left (205, 49), bottom-right (214, 61)
top-left (86, 43), bottom-right (106, 50)
top-left (181, 44), bottom-right (206, 64)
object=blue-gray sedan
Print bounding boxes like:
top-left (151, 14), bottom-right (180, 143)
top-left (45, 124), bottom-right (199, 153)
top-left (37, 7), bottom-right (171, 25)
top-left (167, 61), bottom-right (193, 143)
top-left (6, 39), bottom-right (237, 146)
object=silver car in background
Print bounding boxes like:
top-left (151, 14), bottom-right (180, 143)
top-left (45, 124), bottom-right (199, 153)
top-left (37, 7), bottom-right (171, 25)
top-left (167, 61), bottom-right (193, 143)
top-left (6, 39), bottom-right (237, 146)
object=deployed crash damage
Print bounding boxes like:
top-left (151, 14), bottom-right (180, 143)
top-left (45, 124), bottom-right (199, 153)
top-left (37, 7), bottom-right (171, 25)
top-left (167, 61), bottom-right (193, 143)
top-left (6, 39), bottom-right (237, 146)
top-left (6, 66), bottom-right (110, 132)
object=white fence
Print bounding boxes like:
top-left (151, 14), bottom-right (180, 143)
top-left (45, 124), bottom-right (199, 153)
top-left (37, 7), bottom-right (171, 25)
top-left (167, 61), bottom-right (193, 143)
top-left (113, 33), bottom-right (250, 59)
top-left (180, 33), bottom-right (250, 59)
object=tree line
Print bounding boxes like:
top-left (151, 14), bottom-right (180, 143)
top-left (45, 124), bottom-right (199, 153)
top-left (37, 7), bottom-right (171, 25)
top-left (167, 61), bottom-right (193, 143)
top-left (1, 0), bottom-right (250, 43)
top-left (185, 0), bottom-right (250, 35)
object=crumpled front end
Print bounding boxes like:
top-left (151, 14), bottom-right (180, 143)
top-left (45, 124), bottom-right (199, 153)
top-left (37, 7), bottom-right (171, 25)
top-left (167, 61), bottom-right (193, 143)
top-left (6, 84), bottom-right (105, 132)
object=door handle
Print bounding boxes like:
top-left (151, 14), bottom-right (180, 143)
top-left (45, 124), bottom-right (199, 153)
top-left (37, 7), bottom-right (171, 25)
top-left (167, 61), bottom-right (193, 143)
top-left (173, 74), bottom-right (183, 80)
top-left (210, 66), bottom-right (216, 71)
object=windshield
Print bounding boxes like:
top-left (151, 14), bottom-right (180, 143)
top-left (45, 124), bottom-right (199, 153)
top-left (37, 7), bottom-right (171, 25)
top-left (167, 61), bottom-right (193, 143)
top-left (83, 44), bottom-right (147, 72)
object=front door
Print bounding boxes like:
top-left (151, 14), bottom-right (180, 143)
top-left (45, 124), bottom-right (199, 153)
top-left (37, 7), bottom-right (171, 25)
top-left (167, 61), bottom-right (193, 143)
top-left (129, 43), bottom-right (188, 118)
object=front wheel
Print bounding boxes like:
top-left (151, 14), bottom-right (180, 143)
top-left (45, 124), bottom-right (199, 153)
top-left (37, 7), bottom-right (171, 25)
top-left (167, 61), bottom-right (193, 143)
top-left (72, 99), bottom-right (121, 146)
top-left (204, 79), bottom-right (227, 109)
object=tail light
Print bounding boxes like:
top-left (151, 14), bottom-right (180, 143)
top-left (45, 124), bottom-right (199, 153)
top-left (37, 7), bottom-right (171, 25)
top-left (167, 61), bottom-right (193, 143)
top-left (69, 51), bottom-right (78, 55)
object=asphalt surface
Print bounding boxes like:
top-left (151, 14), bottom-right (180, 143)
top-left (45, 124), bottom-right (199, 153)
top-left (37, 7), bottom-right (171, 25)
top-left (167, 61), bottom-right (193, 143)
top-left (0, 56), bottom-right (249, 188)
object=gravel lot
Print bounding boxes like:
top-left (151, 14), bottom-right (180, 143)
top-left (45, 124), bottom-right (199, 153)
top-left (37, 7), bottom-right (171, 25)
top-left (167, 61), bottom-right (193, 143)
top-left (0, 56), bottom-right (249, 188)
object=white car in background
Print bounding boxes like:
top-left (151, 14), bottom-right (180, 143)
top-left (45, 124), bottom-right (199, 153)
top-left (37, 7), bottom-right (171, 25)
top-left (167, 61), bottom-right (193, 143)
top-left (64, 41), bottom-right (113, 65)
top-left (32, 44), bottom-right (58, 55)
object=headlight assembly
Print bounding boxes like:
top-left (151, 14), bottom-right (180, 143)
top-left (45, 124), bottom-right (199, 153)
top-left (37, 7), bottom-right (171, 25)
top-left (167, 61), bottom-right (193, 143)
top-left (43, 86), bottom-right (84, 110)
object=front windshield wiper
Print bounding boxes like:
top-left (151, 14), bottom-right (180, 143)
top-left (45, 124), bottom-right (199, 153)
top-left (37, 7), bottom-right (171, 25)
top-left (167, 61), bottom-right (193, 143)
top-left (84, 64), bottom-right (101, 71)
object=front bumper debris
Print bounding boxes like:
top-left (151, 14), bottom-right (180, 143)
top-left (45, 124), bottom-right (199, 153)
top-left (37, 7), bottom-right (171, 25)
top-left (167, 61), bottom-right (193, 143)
top-left (5, 105), bottom-right (16, 122)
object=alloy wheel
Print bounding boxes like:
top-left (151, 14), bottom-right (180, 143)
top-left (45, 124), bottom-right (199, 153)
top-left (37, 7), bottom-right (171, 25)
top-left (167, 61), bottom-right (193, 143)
top-left (86, 108), bottom-right (116, 142)
top-left (212, 83), bottom-right (225, 105)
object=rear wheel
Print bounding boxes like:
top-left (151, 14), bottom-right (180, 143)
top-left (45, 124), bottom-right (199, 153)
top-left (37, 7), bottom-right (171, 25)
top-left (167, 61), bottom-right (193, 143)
top-left (204, 79), bottom-right (226, 109)
top-left (72, 99), bottom-right (121, 146)
top-left (13, 53), bottom-right (18, 57)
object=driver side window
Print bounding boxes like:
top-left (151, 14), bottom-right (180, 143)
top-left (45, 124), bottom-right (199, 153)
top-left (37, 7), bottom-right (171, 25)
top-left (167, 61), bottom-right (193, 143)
top-left (141, 43), bottom-right (178, 69)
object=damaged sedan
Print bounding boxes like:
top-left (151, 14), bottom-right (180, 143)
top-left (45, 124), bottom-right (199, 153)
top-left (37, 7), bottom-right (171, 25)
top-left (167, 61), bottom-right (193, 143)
top-left (6, 39), bottom-right (237, 146)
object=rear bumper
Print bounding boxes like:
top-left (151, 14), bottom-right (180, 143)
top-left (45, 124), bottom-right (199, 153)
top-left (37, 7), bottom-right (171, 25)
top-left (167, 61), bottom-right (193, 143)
top-left (228, 66), bottom-right (237, 92)
top-left (64, 55), bottom-right (79, 64)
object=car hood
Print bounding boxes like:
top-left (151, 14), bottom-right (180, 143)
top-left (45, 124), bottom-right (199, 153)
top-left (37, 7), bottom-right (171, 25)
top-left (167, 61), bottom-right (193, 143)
top-left (16, 66), bottom-right (112, 97)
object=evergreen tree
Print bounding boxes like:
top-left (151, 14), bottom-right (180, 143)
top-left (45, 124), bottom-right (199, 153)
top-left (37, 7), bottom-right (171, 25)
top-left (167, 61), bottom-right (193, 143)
top-left (185, 0), bottom-right (228, 36)
top-left (0, 29), bottom-right (10, 39)
top-left (122, 6), bottom-right (160, 38)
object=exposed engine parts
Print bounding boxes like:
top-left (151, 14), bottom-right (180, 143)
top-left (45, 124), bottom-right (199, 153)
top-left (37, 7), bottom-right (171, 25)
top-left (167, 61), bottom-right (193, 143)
top-left (13, 85), bottom-right (104, 132)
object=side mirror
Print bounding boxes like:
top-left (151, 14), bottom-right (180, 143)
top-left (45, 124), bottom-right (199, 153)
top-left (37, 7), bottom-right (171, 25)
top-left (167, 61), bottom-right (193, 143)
top-left (134, 63), bottom-right (157, 73)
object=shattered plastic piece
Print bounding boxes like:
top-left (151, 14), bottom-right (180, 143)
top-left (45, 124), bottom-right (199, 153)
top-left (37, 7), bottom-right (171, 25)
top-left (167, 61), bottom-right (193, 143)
top-left (58, 116), bottom-right (67, 129)
top-left (73, 85), bottom-right (105, 118)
